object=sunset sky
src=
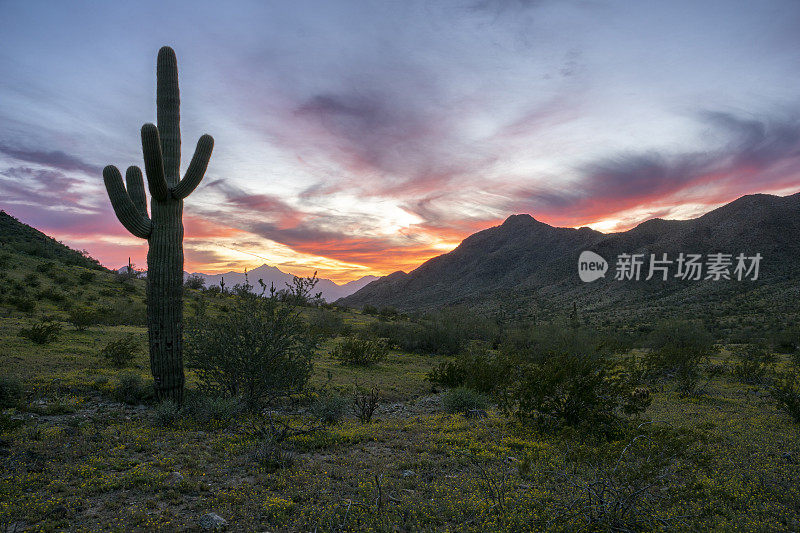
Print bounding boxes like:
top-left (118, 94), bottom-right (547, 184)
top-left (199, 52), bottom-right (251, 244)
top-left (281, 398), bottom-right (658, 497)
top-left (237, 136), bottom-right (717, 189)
top-left (2, 1), bottom-right (800, 282)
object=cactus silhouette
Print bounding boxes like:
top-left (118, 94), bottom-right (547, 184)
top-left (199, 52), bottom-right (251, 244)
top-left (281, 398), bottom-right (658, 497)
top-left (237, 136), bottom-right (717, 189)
top-left (103, 46), bottom-right (214, 402)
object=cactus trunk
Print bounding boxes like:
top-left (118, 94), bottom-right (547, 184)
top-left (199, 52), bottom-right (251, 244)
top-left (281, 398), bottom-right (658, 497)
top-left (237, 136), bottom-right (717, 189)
top-left (147, 198), bottom-right (185, 401)
top-left (103, 46), bottom-right (213, 403)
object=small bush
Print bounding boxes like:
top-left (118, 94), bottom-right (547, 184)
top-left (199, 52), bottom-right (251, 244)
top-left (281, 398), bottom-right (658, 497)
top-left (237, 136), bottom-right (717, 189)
top-left (68, 306), bottom-right (100, 331)
top-left (9, 296), bottom-right (36, 313)
top-left (185, 291), bottom-right (316, 411)
top-left (184, 274), bottom-right (206, 290)
top-left (772, 329), bottom-right (799, 354)
top-left (0, 376), bottom-right (23, 408)
top-left (23, 272), bottom-right (40, 288)
top-left (352, 386), bottom-right (380, 424)
top-left (99, 334), bottom-right (141, 368)
top-left (0, 413), bottom-right (24, 433)
top-left (378, 306), bottom-right (399, 321)
top-left (252, 436), bottom-right (294, 472)
top-left (36, 261), bottom-right (56, 273)
top-left (442, 386), bottom-right (490, 414)
top-left (306, 308), bottom-right (350, 337)
top-left (362, 304), bottom-right (379, 316)
top-left (499, 352), bottom-right (650, 435)
top-left (184, 394), bottom-right (244, 426)
top-left (771, 373), bottom-right (800, 424)
top-left (732, 344), bottom-right (775, 385)
top-left (646, 320), bottom-right (716, 394)
top-left (95, 300), bottom-right (147, 326)
top-left (18, 321), bottom-right (62, 344)
top-left (429, 341), bottom-right (501, 393)
top-left (311, 392), bottom-right (347, 425)
top-left (78, 270), bottom-right (96, 283)
top-left (152, 399), bottom-right (181, 427)
top-left (114, 373), bottom-right (154, 405)
top-left (332, 335), bottom-right (388, 366)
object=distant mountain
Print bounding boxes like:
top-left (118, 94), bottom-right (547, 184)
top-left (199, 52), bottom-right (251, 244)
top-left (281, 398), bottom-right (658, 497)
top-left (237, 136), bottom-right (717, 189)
top-left (183, 264), bottom-right (378, 302)
top-left (0, 210), bottom-right (105, 271)
top-left (339, 192), bottom-right (800, 316)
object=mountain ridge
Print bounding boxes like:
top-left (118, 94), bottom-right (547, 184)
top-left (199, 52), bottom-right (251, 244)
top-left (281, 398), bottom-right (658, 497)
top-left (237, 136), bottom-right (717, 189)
top-left (338, 192), bottom-right (800, 313)
top-left (183, 264), bottom-right (378, 302)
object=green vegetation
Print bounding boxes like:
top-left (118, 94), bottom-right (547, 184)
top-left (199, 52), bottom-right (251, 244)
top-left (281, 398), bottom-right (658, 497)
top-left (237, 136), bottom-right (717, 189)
top-left (1, 239), bottom-right (800, 531)
top-left (184, 288), bottom-right (316, 411)
top-left (332, 334), bottom-right (389, 366)
top-left (17, 320), bottom-right (62, 345)
top-left (99, 333), bottom-right (142, 368)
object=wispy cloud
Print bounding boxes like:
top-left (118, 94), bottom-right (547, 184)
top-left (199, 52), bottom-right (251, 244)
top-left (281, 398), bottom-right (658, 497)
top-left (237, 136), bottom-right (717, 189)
top-left (2, 1), bottom-right (800, 279)
top-left (0, 144), bottom-right (102, 176)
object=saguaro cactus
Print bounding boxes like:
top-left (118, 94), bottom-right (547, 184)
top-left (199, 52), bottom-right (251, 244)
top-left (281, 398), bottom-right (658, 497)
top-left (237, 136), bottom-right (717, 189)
top-left (103, 46), bottom-right (214, 402)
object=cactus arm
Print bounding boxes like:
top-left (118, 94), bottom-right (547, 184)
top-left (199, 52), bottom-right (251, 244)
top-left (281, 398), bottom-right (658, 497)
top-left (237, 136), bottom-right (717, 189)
top-left (141, 123), bottom-right (170, 201)
top-left (103, 165), bottom-right (152, 239)
top-left (157, 46), bottom-right (180, 182)
top-left (125, 166), bottom-right (149, 219)
top-left (172, 134), bottom-right (214, 199)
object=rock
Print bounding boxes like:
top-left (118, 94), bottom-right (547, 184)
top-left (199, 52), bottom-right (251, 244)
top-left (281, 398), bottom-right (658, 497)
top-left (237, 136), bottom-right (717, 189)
top-left (199, 512), bottom-right (228, 530)
top-left (402, 470), bottom-right (416, 478)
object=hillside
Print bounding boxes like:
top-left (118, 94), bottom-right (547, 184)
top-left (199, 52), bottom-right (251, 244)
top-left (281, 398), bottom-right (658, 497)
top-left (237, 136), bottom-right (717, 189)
top-left (339, 192), bottom-right (800, 315)
top-left (0, 211), bottom-right (105, 271)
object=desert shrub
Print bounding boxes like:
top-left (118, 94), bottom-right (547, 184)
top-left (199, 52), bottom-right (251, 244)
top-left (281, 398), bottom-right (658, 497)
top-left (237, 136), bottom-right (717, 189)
top-left (500, 323), bottom-right (618, 363)
top-left (100, 287), bottom-right (117, 297)
top-left (428, 341), bottom-right (502, 393)
top-left (0, 413), bottom-right (24, 433)
top-left (185, 291), bottom-right (316, 411)
top-left (352, 386), bottom-right (380, 424)
top-left (96, 300), bottom-right (147, 326)
top-left (365, 307), bottom-right (496, 356)
top-left (114, 372), bottom-right (154, 405)
top-left (772, 329), bottom-right (799, 354)
top-left (23, 272), bottom-right (40, 288)
top-left (310, 391), bottom-right (347, 425)
top-left (498, 352), bottom-right (650, 435)
top-left (442, 386), bottom-right (490, 414)
top-left (732, 343), bottom-right (775, 385)
top-left (152, 399), bottom-right (181, 427)
top-left (332, 335), bottom-right (388, 366)
top-left (306, 308), bottom-right (350, 337)
top-left (378, 306), bottom-right (399, 321)
top-left (9, 296), bottom-right (35, 313)
top-left (771, 372), bottom-right (800, 424)
top-left (99, 334), bottom-right (141, 368)
top-left (18, 320), bottom-right (62, 344)
top-left (552, 425), bottom-right (704, 531)
top-left (78, 270), bottom-right (96, 283)
top-left (646, 320), bottom-right (716, 394)
top-left (36, 261), bottom-right (55, 273)
top-left (0, 376), bottom-right (23, 408)
top-left (36, 287), bottom-right (65, 302)
top-left (184, 393), bottom-right (244, 426)
top-left (121, 281), bottom-right (137, 294)
top-left (184, 274), bottom-right (206, 290)
top-left (268, 273), bottom-right (323, 306)
top-left (67, 306), bottom-right (100, 331)
top-left (362, 304), bottom-right (379, 316)
top-left (251, 428), bottom-right (295, 472)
